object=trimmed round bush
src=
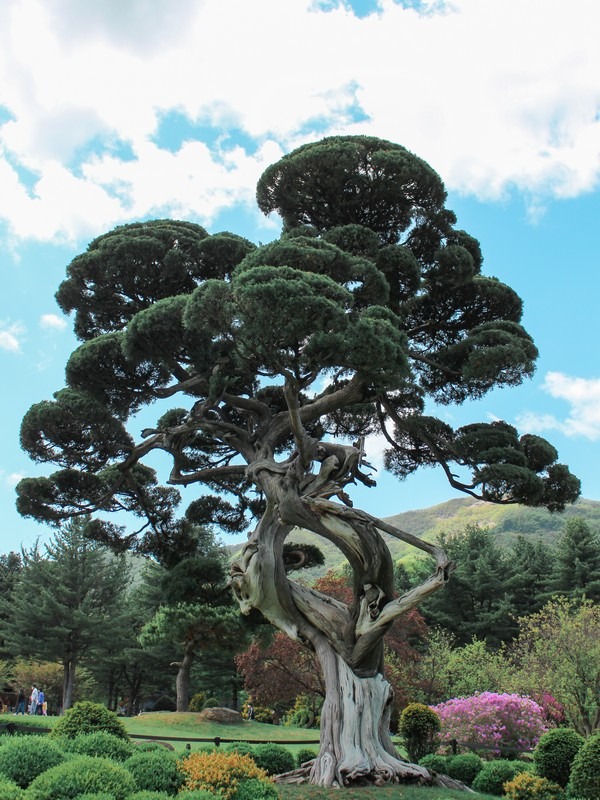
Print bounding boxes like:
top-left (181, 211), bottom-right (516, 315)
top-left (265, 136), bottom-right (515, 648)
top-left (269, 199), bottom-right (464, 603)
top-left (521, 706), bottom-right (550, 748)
top-left (503, 771), bottom-right (564, 800)
top-left (180, 750), bottom-right (269, 799)
top-left (533, 727), bottom-right (585, 788)
top-left (235, 778), bottom-right (280, 800)
top-left (222, 741), bottom-right (256, 758)
top-left (67, 731), bottom-right (134, 762)
top-left (172, 792), bottom-right (220, 800)
top-left (472, 759), bottom-right (530, 796)
top-left (0, 776), bottom-right (24, 800)
top-left (0, 735), bottom-right (65, 787)
top-left (26, 754), bottom-right (136, 800)
top-left (131, 742), bottom-right (169, 753)
top-left (49, 701), bottom-right (129, 741)
top-left (251, 743), bottom-right (295, 776)
top-left (568, 733), bottom-right (600, 800)
top-left (123, 751), bottom-right (184, 795)
top-left (447, 752), bottom-right (484, 785)
top-left (418, 753), bottom-right (450, 773)
top-left (399, 703), bottom-right (441, 763)
top-left (296, 748), bottom-right (318, 767)
top-left (125, 793), bottom-right (171, 800)
top-left (75, 794), bottom-right (117, 800)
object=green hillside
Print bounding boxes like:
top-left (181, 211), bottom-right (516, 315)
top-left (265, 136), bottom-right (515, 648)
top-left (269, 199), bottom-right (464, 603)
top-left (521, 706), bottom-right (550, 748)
top-left (230, 497), bottom-right (600, 578)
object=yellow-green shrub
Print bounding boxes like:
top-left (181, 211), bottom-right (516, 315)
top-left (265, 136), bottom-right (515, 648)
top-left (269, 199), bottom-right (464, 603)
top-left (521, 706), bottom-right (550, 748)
top-left (179, 750), bottom-right (270, 799)
top-left (504, 771), bottom-right (564, 800)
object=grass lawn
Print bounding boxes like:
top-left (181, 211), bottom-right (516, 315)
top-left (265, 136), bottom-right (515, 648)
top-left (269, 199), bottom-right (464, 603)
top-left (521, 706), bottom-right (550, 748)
top-left (278, 788), bottom-right (492, 800)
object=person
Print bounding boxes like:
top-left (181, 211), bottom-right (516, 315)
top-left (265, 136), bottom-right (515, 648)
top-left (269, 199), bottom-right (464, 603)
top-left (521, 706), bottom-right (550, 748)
top-left (29, 685), bottom-right (39, 715)
top-left (37, 688), bottom-right (45, 715)
top-left (15, 688), bottom-right (26, 714)
top-left (247, 703), bottom-right (255, 721)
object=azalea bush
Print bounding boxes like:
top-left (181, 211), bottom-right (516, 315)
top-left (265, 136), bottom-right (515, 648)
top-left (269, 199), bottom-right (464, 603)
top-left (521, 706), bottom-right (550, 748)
top-left (432, 692), bottom-right (548, 757)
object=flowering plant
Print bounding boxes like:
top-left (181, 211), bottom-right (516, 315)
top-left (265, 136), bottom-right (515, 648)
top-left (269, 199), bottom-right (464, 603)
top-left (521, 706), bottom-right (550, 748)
top-left (432, 692), bottom-right (549, 756)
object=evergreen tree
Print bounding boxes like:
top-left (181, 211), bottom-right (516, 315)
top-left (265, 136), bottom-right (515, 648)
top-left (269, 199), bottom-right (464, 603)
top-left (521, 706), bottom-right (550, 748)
top-left (0, 519), bottom-right (130, 710)
top-left (551, 517), bottom-right (600, 601)
top-left (16, 135), bottom-right (580, 785)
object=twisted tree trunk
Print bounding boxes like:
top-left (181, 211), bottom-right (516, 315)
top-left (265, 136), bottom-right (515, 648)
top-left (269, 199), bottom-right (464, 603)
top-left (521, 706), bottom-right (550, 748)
top-left (231, 452), bottom-right (456, 787)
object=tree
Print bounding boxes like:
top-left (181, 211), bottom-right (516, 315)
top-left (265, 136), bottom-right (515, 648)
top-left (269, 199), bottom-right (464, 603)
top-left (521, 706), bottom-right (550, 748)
top-left (551, 517), bottom-right (600, 601)
top-left (506, 597), bottom-right (600, 736)
top-left (139, 527), bottom-right (244, 712)
top-left (16, 136), bottom-right (579, 786)
top-left (0, 519), bottom-right (130, 711)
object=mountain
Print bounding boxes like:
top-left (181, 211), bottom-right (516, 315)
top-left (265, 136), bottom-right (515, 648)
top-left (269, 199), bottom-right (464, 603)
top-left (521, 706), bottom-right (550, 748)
top-left (228, 497), bottom-right (600, 580)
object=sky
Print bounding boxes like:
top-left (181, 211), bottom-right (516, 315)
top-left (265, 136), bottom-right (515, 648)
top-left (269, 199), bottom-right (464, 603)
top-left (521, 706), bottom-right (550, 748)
top-left (1, 0), bottom-right (600, 554)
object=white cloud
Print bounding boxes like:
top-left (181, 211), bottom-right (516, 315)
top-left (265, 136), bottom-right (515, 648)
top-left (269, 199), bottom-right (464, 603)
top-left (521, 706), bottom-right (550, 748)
top-left (5, 472), bottom-right (24, 488)
top-left (517, 372), bottom-right (600, 441)
top-left (0, 0), bottom-right (599, 242)
top-left (39, 313), bottom-right (67, 330)
top-left (0, 321), bottom-right (25, 352)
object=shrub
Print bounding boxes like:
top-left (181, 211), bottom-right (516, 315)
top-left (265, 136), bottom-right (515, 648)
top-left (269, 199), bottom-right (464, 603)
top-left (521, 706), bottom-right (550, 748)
top-left (173, 792), bottom-right (221, 800)
top-left (251, 743), bottom-right (295, 776)
top-left (0, 776), bottom-right (24, 800)
top-left (472, 759), bottom-right (530, 796)
top-left (132, 741), bottom-right (171, 754)
top-left (123, 751), bottom-right (184, 796)
top-left (447, 752), bottom-right (484, 785)
top-left (235, 777), bottom-right (280, 799)
top-left (418, 753), bottom-right (450, 774)
top-left (296, 748), bottom-right (318, 767)
top-left (222, 741), bottom-right (256, 758)
top-left (125, 793), bottom-right (172, 800)
top-left (398, 703), bottom-right (441, 763)
top-left (0, 735), bottom-right (64, 787)
top-left (533, 728), bottom-right (584, 788)
top-left (189, 692), bottom-right (206, 712)
top-left (75, 794), bottom-right (117, 800)
top-left (433, 692), bottom-right (548, 757)
top-left (203, 697), bottom-right (219, 708)
top-left (49, 701), bottom-right (129, 741)
top-left (25, 754), bottom-right (136, 800)
top-left (67, 731), bottom-right (134, 762)
top-left (180, 750), bottom-right (269, 799)
top-left (503, 771), bottom-right (565, 800)
top-left (568, 733), bottom-right (600, 800)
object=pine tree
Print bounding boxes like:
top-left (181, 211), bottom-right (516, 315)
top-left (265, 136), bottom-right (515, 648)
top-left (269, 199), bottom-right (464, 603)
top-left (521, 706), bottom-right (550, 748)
top-left (551, 517), bottom-right (600, 601)
top-left (0, 518), bottom-right (130, 710)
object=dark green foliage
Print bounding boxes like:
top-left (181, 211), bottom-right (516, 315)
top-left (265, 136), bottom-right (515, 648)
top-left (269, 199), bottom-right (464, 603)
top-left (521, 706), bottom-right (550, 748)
top-left (551, 517), bottom-right (600, 601)
top-left (533, 728), bottom-right (584, 788)
top-left (0, 735), bottom-right (64, 787)
top-left (398, 703), bottom-right (441, 763)
top-left (49, 701), bottom-right (129, 741)
top-left (171, 791), bottom-right (219, 800)
top-left (25, 755), bottom-right (136, 800)
top-left (235, 778), bottom-right (280, 799)
top-left (446, 753), bottom-right (484, 785)
top-left (251, 743), bottom-right (295, 776)
top-left (471, 759), bottom-right (529, 795)
top-left (296, 748), bottom-right (318, 767)
top-left (123, 751), bottom-right (184, 795)
top-left (66, 731), bottom-right (134, 762)
top-left (567, 733), bottom-right (600, 799)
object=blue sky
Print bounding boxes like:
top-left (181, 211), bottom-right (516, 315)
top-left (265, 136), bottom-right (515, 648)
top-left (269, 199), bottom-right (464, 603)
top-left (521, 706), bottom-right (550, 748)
top-left (1, 0), bottom-right (599, 553)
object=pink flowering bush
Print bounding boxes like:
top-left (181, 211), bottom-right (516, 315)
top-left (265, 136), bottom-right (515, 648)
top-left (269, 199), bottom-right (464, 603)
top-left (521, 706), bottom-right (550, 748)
top-left (432, 692), bottom-right (549, 757)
